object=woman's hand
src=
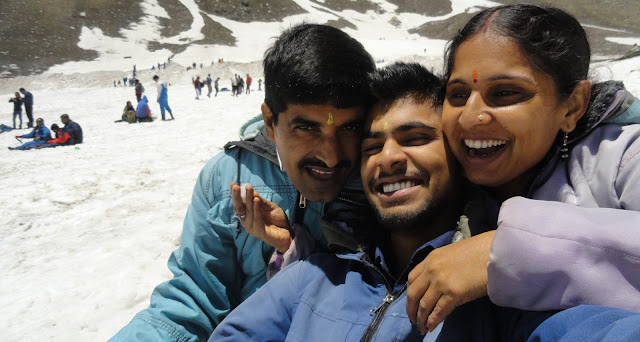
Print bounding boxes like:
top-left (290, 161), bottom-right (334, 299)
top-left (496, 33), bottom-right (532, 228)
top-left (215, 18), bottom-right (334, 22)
top-left (406, 230), bottom-right (495, 335)
top-left (230, 182), bottom-right (292, 253)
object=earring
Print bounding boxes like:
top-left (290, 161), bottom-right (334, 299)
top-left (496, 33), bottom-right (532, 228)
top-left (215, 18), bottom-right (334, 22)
top-left (560, 131), bottom-right (569, 159)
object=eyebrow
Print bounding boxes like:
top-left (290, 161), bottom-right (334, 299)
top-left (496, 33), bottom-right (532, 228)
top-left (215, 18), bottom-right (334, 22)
top-left (288, 116), bottom-right (320, 128)
top-left (363, 121), bottom-right (437, 139)
top-left (447, 74), bottom-right (534, 86)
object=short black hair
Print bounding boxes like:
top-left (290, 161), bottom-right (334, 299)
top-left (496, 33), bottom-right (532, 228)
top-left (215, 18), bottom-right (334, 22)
top-left (51, 123), bottom-right (59, 130)
top-left (445, 4), bottom-right (590, 98)
top-left (152, 75), bottom-right (159, 80)
top-left (263, 24), bottom-right (375, 123)
top-left (19, 88), bottom-right (25, 91)
top-left (60, 114), bottom-right (70, 120)
top-left (369, 62), bottom-right (443, 114)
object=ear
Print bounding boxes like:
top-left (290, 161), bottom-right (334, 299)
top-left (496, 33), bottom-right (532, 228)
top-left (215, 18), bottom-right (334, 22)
top-left (560, 80), bottom-right (591, 133)
top-left (261, 102), bottom-right (276, 141)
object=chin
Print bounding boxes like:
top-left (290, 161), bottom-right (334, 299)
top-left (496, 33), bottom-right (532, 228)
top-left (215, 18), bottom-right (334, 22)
top-left (302, 189), bottom-right (341, 203)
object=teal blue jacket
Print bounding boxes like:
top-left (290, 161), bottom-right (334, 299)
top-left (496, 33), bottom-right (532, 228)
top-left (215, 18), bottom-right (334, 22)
top-left (110, 118), bottom-right (368, 341)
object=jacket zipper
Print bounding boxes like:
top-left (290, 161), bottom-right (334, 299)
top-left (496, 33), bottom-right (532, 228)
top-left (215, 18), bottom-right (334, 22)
top-left (336, 195), bottom-right (368, 207)
top-left (358, 255), bottom-right (407, 342)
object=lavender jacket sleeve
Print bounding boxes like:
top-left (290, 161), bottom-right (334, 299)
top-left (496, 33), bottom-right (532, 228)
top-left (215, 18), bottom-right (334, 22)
top-left (488, 124), bottom-right (640, 312)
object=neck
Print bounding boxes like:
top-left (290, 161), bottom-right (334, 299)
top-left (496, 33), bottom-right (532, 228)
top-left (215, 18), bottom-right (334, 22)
top-left (490, 167), bottom-right (538, 202)
top-left (387, 206), bottom-right (458, 276)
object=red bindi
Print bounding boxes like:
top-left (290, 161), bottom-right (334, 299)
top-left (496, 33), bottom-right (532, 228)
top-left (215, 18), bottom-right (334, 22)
top-left (472, 70), bottom-right (478, 83)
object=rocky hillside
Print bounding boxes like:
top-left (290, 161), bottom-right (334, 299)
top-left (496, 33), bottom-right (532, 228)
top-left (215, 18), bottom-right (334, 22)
top-left (1, 0), bottom-right (638, 78)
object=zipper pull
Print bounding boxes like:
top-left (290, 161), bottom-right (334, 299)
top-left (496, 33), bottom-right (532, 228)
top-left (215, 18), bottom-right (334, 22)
top-left (299, 195), bottom-right (306, 209)
top-left (369, 294), bottom-right (393, 315)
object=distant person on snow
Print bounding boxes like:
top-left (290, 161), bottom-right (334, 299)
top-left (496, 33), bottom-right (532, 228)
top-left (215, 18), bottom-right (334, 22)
top-left (38, 123), bottom-right (73, 148)
top-left (136, 96), bottom-right (153, 123)
top-left (60, 114), bottom-right (83, 144)
top-left (194, 76), bottom-right (202, 100)
top-left (214, 77), bottom-right (220, 97)
top-left (116, 101), bottom-right (137, 123)
top-left (8, 92), bottom-right (23, 129)
top-left (245, 74), bottom-right (252, 94)
top-left (206, 74), bottom-right (213, 98)
top-left (153, 75), bottom-right (174, 120)
top-left (20, 88), bottom-right (34, 128)
top-left (237, 74), bottom-right (244, 94)
top-left (231, 74), bottom-right (238, 96)
top-left (134, 79), bottom-right (144, 102)
top-left (10, 117), bottom-right (51, 150)
top-left (258, 78), bottom-right (262, 91)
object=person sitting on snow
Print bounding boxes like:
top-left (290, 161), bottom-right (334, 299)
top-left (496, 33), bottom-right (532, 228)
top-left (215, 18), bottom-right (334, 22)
top-left (116, 101), bottom-right (137, 124)
top-left (60, 114), bottom-right (83, 144)
top-left (10, 117), bottom-right (51, 150)
top-left (136, 95), bottom-right (153, 122)
top-left (37, 123), bottom-right (73, 149)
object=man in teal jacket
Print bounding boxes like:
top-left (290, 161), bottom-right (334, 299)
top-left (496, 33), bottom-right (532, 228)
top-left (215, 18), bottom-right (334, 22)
top-left (110, 24), bottom-right (376, 341)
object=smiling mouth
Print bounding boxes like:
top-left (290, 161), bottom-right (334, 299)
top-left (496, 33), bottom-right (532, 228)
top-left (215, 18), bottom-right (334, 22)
top-left (464, 139), bottom-right (507, 158)
top-left (377, 179), bottom-right (422, 195)
top-left (305, 167), bottom-right (337, 180)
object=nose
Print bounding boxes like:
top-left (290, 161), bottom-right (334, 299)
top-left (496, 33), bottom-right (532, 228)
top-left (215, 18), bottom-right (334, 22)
top-left (458, 91), bottom-right (491, 130)
top-left (315, 133), bottom-right (341, 168)
top-left (378, 139), bottom-right (406, 171)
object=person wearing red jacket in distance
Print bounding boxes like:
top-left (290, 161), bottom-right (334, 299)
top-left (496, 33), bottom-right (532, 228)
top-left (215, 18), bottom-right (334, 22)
top-left (38, 124), bottom-right (72, 148)
top-left (246, 74), bottom-right (252, 94)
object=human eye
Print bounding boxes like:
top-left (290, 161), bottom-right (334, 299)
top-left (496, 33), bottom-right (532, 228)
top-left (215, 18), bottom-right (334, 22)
top-left (445, 86), bottom-right (469, 107)
top-left (361, 140), bottom-right (383, 156)
top-left (488, 85), bottom-right (531, 106)
top-left (340, 122), bottom-right (362, 136)
top-left (295, 124), bottom-right (312, 131)
top-left (403, 133), bottom-right (434, 147)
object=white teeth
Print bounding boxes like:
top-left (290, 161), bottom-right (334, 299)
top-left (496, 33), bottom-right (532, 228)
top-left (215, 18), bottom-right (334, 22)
top-left (311, 169), bottom-right (334, 175)
top-left (464, 139), bottom-right (506, 149)
top-left (382, 180), bottom-right (416, 194)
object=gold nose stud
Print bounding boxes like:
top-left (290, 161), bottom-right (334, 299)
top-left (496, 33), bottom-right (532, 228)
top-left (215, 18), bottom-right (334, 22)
top-left (477, 114), bottom-right (485, 121)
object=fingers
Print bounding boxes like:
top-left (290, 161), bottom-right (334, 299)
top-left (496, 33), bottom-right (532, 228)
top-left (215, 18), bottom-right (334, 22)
top-left (426, 296), bottom-right (456, 333)
top-left (406, 262), bottom-right (428, 325)
top-left (243, 185), bottom-right (255, 230)
top-left (229, 182), bottom-right (246, 217)
top-left (415, 284), bottom-right (439, 335)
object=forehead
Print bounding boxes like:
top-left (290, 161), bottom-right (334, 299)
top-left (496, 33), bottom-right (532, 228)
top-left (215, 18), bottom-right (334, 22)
top-left (451, 33), bottom-right (532, 76)
top-left (367, 99), bottom-right (441, 131)
top-left (280, 104), bottom-right (365, 123)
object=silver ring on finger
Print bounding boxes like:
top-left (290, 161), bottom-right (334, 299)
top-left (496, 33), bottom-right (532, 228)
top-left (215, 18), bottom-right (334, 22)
top-left (233, 213), bottom-right (246, 221)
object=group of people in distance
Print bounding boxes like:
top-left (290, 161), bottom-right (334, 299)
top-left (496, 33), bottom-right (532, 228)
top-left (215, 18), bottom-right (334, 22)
top-left (8, 88), bottom-right (34, 129)
top-left (194, 74), bottom-right (221, 99)
top-left (10, 114), bottom-right (83, 150)
top-left (106, 4), bottom-right (640, 342)
top-left (230, 73), bottom-right (256, 96)
top-left (117, 75), bottom-right (175, 123)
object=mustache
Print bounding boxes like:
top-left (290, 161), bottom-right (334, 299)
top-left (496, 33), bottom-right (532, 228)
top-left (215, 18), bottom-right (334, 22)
top-left (297, 157), bottom-right (352, 170)
top-left (368, 169), bottom-right (429, 190)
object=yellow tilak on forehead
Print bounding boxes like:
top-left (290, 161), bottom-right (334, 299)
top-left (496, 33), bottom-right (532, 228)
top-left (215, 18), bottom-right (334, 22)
top-left (383, 122), bottom-right (389, 131)
top-left (327, 112), bottom-right (334, 125)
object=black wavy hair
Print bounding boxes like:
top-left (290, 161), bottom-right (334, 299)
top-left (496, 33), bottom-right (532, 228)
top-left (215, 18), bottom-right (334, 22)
top-left (263, 24), bottom-right (376, 123)
top-left (369, 62), bottom-right (443, 114)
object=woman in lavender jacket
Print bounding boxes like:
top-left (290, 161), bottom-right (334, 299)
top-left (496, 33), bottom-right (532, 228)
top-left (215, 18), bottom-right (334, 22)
top-left (406, 4), bottom-right (640, 334)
